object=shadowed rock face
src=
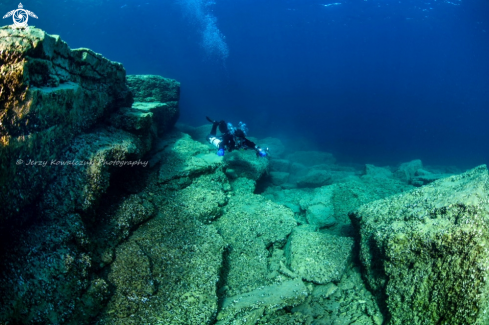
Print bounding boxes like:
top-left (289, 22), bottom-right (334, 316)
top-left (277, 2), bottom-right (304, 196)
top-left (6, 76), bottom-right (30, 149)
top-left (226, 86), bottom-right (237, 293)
top-left (0, 26), bottom-right (132, 223)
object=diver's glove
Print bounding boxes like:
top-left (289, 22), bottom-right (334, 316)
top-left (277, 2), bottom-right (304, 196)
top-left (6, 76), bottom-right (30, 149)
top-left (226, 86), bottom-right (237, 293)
top-left (217, 148), bottom-right (225, 156)
top-left (255, 146), bottom-right (268, 158)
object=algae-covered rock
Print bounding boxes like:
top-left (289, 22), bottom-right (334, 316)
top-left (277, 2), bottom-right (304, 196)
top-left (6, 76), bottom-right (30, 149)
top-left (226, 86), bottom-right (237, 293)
top-left (99, 213), bottom-right (225, 325)
top-left (364, 164), bottom-right (393, 178)
top-left (350, 165), bottom-right (489, 325)
top-left (153, 130), bottom-right (222, 183)
top-left (0, 26), bottom-right (132, 223)
top-left (216, 278), bottom-right (308, 324)
top-left (285, 229), bottom-right (353, 284)
top-left (275, 267), bottom-right (385, 325)
top-left (223, 150), bottom-right (269, 181)
top-left (175, 171), bottom-right (229, 223)
top-left (0, 27), bottom-right (168, 325)
top-left (306, 204), bottom-right (336, 228)
top-left (229, 177), bottom-right (257, 194)
top-left (127, 75), bottom-right (180, 136)
top-left (215, 193), bottom-right (297, 296)
top-left (39, 128), bottom-right (148, 217)
top-left (109, 106), bottom-right (153, 132)
top-left (394, 159), bottom-right (423, 182)
top-left (299, 185), bottom-right (334, 210)
top-left (127, 74), bottom-right (180, 103)
top-left (0, 213), bottom-right (106, 324)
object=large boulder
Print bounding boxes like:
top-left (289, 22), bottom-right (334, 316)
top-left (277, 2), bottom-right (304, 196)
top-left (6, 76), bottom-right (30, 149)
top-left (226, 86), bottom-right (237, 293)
top-left (350, 165), bottom-right (489, 325)
top-left (223, 150), bottom-right (269, 181)
top-left (364, 164), bottom-right (393, 178)
top-left (0, 26), bottom-right (132, 224)
top-left (306, 204), bottom-right (336, 228)
top-left (126, 75), bottom-right (180, 136)
top-left (394, 159), bottom-right (423, 183)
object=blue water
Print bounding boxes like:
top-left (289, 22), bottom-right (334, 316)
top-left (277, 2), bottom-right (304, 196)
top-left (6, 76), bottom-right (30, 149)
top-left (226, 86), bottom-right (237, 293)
top-left (7, 0), bottom-right (489, 167)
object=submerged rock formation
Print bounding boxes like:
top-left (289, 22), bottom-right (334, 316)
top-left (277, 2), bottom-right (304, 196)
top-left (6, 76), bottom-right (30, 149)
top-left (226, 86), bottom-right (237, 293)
top-left (350, 165), bottom-right (489, 324)
top-left (0, 27), bottom-right (179, 324)
top-left (127, 74), bottom-right (180, 136)
top-left (5, 26), bottom-right (477, 325)
top-left (0, 26), bottom-right (132, 224)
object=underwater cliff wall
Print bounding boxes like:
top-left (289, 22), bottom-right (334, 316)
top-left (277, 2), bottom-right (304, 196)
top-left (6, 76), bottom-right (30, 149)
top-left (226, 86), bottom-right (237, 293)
top-left (0, 26), bottom-right (180, 323)
top-left (0, 26), bottom-right (132, 224)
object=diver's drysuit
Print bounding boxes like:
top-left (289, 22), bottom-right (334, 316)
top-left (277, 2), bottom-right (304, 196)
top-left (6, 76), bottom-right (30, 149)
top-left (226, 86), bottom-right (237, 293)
top-left (206, 117), bottom-right (268, 157)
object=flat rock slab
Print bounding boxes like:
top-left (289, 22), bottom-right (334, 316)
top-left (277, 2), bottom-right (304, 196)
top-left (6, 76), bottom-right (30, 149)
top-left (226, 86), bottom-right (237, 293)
top-left (216, 278), bottom-right (308, 324)
top-left (223, 150), bottom-right (269, 181)
top-left (285, 229), bottom-right (353, 284)
top-left (152, 131), bottom-right (222, 181)
top-left (215, 194), bottom-right (297, 296)
top-left (350, 165), bottom-right (489, 325)
top-left (100, 213), bottom-right (225, 325)
top-left (132, 101), bottom-right (179, 136)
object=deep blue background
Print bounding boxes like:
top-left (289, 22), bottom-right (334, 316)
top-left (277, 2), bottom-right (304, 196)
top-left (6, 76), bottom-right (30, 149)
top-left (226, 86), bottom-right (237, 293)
top-left (2, 0), bottom-right (488, 167)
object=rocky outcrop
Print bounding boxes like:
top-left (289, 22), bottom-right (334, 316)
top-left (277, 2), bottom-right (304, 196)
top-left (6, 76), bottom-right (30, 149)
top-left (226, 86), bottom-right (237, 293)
top-left (350, 165), bottom-right (489, 325)
top-left (127, 74), bottom-right (180, 136)
top-left (364, 164), bottom-right (393, 178)
top-left (0, 26), bottom-right (132, 224)
top-left (0, 27), bottom-right (179, 324)
top-left (393, 159), bottom-right (423, 183)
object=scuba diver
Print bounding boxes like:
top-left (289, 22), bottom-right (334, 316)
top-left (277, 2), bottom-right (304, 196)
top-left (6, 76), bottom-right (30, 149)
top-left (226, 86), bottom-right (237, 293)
top-left (206, 116), bottom-right (268, 157)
